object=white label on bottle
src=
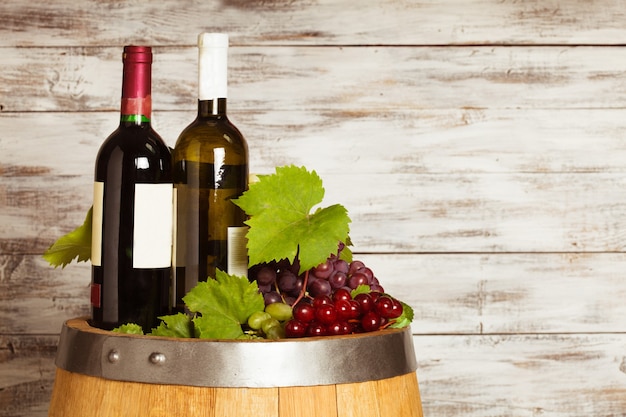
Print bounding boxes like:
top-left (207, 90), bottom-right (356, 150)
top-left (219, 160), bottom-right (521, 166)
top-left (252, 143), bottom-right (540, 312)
top-left (133, 183), bottom-right (174, 268)
top-left (227, 226), bottom-right (248, 277)
top-left (91, 182), bottom-right (104, 267)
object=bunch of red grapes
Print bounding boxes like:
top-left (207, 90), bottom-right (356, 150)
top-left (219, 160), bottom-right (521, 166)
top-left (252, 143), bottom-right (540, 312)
top-left (248, 244), bottom-right (404, 338)
top-left (285, 288), bottom-right (403, 338)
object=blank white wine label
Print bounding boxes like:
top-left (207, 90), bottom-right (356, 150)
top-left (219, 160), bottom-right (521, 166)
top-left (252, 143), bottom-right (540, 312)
top-left (91, 182), bottom-right (104, 267)
top-left (133, 183), bottom-right (174, 268)
top-left (227, 226), bottom-right (248, 277)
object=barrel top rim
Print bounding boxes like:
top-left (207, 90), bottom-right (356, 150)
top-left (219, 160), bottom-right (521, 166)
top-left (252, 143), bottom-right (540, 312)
top-left (65, 316), bottom-right (411, 343)
top-left (56, 317), bottom-right (417, 388)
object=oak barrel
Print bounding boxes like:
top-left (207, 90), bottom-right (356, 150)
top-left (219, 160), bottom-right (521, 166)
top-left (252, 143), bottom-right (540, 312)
top-left (48, 318), bottom-right (423, 417)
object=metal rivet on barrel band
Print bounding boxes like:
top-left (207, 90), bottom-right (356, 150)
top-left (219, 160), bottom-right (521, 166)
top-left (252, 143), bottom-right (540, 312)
top-left (149, 352), bottom-right (166, 365)
top-left (107, 350), bottom-right (120, 363)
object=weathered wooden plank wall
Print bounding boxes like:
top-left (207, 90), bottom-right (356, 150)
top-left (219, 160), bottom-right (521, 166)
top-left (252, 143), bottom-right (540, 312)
top-left (1, 1), bottom-right (626, 416)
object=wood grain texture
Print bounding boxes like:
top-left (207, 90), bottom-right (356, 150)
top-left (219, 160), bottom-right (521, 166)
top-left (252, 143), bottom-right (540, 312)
top-left (214, 386), bottom-right (278, 417)
top-left (0, 335), bottom-right (57, 417)
top-left (4, 253), bottom-right (626, 335)
top-left (1, 0), bottom-right (626, 416)
top-left (0, 256), bottom-right (89, 334)
top-left (2, 46), bottom-right (626, 113)
top-left (4, 334), bottom-right (626, 417)
top-left (365, 253), bottom-right (626, 334)
top-left (5, 108), bottom-right (626, 177)
top-left (416, 333), bottom-right (626, 416)
top-left (1, 0), bottom-right (626, 47)
top-left (3, 108), bottom-right (626, 254)
top-left (0, 174), bottom-right (624, 255)
top-left (3, 171), bottom-right (626, 254)
top-left (4, 108), bottom-right (626, 176)
top-left (48, 368), bottom-right (281, 417)
top-left (279, 384), bottom-right (339, 417)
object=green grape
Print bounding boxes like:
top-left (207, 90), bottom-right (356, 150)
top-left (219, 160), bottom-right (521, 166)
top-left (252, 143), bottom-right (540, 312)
top-left (265, 302), bottom-right (293, 322)
top-left (247, 311), bottom-right (272, 330)
top-left (237, 333), bottom-right (263, 340)
top-left (265, 323), bottom-right (286, 340)
top-left (261, 318), bottom-right (281, 335)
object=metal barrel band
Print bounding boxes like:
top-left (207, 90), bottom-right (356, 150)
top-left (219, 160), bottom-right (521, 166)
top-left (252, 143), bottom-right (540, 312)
top-left (55, 318), bottom-right (417, 388)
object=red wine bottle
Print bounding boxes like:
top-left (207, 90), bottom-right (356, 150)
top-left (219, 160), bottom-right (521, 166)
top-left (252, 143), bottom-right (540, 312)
top-left (173, 33), bottom-right (249, 312)
top-left (90, 46), bottom-right (173, 332)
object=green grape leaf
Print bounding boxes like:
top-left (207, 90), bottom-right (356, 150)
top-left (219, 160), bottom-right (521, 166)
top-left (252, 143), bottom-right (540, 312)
top-left (351, 284), bottom-right (372, 298)
top-left (233, 165), bottom-right (351, 274)
top-left (150, 313), bottom-right (194, 338)
top-left (112, 323), bottom-right (144, 335)
top-left (183, 270), bottom-right (265, 339)
top-left (389, 301), bottom-right (414, 329)
top-left (339, 239), bottom-right (353, 263)
top-left (43, 207), bottom-right (92, 268)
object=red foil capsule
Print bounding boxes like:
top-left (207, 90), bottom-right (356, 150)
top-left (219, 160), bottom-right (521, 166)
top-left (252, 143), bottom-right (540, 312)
top-left (121, 46), bottom-right (152, 120)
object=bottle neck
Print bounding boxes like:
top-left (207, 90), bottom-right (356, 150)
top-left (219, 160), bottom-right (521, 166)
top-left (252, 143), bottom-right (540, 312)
top-left (121, 97), bottom-right (151, 124)
top-left (120, 46), bottom-right (153, 125)
top-left (198, 98), bottom-right (227, 117)
top-left (197, 33), bottom-right (228, 107)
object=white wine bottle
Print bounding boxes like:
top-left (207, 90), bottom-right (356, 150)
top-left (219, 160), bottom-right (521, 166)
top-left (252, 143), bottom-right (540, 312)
top-left (173, 33), bottom-right (249, 311)
top-left (91, 46), bottom-right (173, 332)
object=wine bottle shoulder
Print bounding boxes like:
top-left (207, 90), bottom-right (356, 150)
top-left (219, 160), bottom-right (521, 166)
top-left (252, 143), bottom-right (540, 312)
top-left (95, 125), bottom-right (172, 182)
top-left (99, 125), bottom-right (169, 154)
top-left (173, 117), bottom-right (248, 164)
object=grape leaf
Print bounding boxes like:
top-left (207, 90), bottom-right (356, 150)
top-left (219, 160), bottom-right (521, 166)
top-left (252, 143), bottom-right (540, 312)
top-left (112, 323), bottom-right (144, 335)
top-left (183, 269), bottom-right (265, 339)
top-left (43, 207), bottom-right (92, 268)
top-left (233, 165), bottom-right (351, 274)
top-left (150, 313), bottom-right (194, 338)
top-left (339, 236), bottom-right (354, 262)
top-left (351, 284), bottom-right (372, 298)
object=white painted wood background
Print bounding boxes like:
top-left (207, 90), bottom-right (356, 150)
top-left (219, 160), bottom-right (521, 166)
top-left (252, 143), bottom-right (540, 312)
top-left (1, 0), bottom-right (626, 415)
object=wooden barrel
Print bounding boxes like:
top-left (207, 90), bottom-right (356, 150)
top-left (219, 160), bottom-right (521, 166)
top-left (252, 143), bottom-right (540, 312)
top-left (48, 318), bottom-right (423, 417)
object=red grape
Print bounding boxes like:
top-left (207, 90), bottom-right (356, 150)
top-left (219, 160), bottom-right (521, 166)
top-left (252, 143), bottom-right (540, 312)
top-left (308, 277), bottom-right (331, 297)
top-left (329, 271), bottom-right (347, 289)
top-left (256, 266), bottom-right (277, 286)
top-left (315, 304), bottom-right (338, 325)
top-left (348, 299), bottom-right (362, 319)
top-left (332, 288), bottom-right (352, 302)
top-left (284, 320), bottom-right (307, 338)
top-left (293, 302), bottom-right (315, 323)
top-left (334, 299), bottom-right (353, 320)
top-left (327, 321), bottom-right (351, 336)
top-left (354, 292), bottom-right (374, 312)
top-left (313, 261), bottom-right (334, 279)
top-left (306, 322), bottom-right (326, 337)
top-left (375, 295), bottom-right (396, 318)
top-left (348, 272), bottom-right (369, 289)
top-left (312, 295), bottom-right (332, 308)
top-left (277, 270), bottom-right (298, 292)
top-left (333, 259), bottom-right (349, 274)
top-left (389, 298), bottom-right (403, 319)
top-left (360, 267), bottom-right (374, 283)
top-left (348, 260), bottom-right (365, 275)
top-left (361, 311), bottom-right (382, 332)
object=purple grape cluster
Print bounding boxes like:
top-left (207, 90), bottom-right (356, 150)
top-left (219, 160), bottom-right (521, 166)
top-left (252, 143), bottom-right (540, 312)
top-left (248, 243), bottom-right (403, 338)
top-left (248, 243), bottom-right (385, 308)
